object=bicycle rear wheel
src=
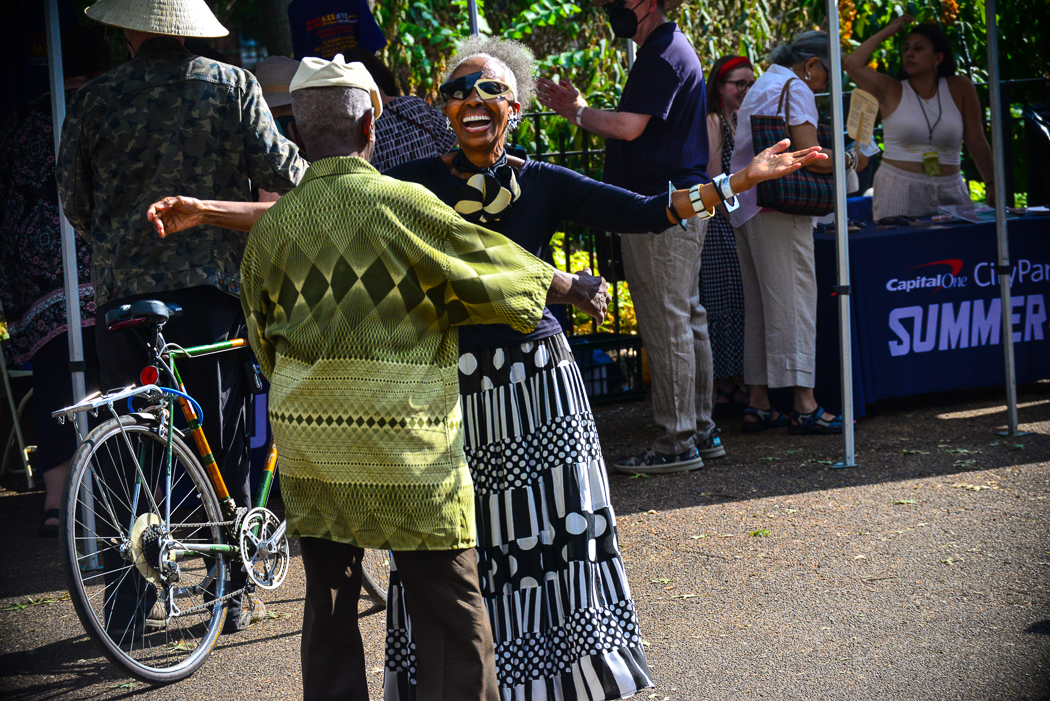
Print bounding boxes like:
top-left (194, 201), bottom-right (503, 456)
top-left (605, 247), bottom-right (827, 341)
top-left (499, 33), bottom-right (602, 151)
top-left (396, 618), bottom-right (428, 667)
top-left (361, 549), bottom-right (388, 607)
top-left (61, 414), bottom-right (229, 684)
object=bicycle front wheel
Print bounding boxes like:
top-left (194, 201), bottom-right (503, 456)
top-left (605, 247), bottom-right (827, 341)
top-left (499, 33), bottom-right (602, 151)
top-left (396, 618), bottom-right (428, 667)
top-left (61, 414), bottom-right (229, 684)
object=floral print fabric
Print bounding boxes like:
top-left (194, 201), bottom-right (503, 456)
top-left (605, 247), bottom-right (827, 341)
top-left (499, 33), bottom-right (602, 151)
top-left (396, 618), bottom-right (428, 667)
top-left (0, 90), bottom-right (94, 365)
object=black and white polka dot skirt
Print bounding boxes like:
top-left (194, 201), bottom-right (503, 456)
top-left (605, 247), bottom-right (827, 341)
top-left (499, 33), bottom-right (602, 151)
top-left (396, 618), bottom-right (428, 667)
top-left (384, 332), bottom-right (653, 700)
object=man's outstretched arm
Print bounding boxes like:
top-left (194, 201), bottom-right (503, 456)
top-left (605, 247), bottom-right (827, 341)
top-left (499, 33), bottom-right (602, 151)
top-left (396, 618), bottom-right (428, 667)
top-left (146, 197), bottom-right (275, 237)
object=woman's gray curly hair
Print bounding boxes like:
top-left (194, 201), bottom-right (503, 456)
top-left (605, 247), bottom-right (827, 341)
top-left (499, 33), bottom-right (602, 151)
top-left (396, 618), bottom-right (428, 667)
top-left (442, 36), bottom-right (537, 112)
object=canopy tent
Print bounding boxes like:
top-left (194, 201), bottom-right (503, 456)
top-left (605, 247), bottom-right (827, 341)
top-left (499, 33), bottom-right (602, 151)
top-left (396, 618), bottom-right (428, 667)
top-left (44, 0), bottom-right (1022, 479)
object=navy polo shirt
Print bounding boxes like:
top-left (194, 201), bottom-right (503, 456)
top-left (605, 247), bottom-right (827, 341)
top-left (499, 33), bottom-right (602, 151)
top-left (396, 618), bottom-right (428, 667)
top-left (604, 22), bottom-right (710, 196)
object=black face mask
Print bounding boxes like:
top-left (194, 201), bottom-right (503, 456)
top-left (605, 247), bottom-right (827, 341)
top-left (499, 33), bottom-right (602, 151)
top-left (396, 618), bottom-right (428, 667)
top-left (604, 0), bottom-right (647, 39)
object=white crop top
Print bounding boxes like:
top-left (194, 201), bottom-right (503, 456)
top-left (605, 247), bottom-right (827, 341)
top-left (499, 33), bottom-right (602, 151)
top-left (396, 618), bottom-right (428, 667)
top-left (882, 78), bottom-right (964, 165)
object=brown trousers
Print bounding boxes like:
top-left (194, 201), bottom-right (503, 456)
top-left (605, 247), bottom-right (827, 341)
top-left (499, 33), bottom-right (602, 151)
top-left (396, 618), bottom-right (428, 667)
top-left (299, 538), bottom-right (498, 701)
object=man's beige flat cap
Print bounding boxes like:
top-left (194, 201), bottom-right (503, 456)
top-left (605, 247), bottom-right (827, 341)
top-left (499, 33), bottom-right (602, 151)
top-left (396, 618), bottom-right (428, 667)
top-left (289, 54), bottom-right (383, 119)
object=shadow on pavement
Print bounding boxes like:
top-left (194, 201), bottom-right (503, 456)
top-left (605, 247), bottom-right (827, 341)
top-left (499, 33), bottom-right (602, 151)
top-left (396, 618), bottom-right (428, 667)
top-left (603, 383), bottom-right (1050, 517)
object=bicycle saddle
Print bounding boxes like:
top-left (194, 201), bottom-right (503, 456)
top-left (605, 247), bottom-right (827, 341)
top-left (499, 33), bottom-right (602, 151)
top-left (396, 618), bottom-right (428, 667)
top-left (105, 301), bottom-right (184, 330)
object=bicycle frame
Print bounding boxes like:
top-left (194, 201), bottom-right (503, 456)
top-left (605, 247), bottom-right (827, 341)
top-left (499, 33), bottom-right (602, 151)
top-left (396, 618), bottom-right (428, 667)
top-left (165, 338), bottom-right (278, 519)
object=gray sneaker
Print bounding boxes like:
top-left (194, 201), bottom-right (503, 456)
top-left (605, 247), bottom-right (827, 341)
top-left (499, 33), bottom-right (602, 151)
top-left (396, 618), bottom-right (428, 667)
top-left (613, 446), bottom-right (703, 475)
top-left (696, 430), bottom-right (726, 459)
top-left (223, 593), bottom-right (266, 633)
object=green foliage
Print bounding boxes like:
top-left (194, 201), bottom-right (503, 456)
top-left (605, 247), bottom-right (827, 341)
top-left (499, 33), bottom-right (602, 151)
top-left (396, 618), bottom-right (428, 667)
top-left (373, 0), bottom-right (822, 102)
top-left (814, 0), bottom-right (1049, 85)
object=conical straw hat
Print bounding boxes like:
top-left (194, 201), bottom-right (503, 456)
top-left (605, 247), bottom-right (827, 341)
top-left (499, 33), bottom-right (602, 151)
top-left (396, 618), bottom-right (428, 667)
top-left (84, 0), bottom-right (229, 38)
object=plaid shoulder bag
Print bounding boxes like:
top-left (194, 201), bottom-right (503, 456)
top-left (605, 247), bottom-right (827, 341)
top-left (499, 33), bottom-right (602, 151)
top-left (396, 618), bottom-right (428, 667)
top-left (751, 78), bottom-right (835, 216)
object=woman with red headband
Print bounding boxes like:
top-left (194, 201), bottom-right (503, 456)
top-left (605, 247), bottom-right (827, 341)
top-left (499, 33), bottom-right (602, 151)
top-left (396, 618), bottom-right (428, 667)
top-left (701, 55), bottom-right (754, 417)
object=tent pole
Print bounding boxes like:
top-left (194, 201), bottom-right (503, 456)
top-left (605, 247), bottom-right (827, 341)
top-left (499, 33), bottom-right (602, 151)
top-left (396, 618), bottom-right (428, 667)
top-left (45, 0), bottom-right (87, 426)
top-left (46, 0), bottom-right (97, 568)
top-left (468, 0), bottom-right (479, 35)
top-left (985, 0), bottom-right (1019, 436)
top-left (826, 0), bottom-right (856, 468)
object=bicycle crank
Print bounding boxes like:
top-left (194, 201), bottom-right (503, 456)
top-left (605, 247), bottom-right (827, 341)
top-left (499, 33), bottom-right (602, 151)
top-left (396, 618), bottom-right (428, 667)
top-left (238, 507), bottom-right (289, 590)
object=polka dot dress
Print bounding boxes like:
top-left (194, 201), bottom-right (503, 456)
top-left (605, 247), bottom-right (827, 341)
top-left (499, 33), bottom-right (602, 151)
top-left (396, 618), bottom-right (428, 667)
top-left (699, 117), bottom-right (745, 380)
top-left (385, 333), bottom-right (653, 700)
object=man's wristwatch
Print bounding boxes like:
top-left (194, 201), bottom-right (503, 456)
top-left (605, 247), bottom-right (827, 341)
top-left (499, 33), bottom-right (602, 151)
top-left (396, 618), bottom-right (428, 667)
top-left (575, 105), bottom-right (585, 126)
top-left (712, 173), bottom-right (740, 212)
top-left (844, 150), bottom-right (857, 171)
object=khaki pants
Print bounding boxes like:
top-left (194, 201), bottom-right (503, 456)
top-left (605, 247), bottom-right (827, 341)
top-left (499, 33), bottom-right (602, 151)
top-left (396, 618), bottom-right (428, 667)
top-left (734, 210), bottom-right (817, 389)
top-left (621, 217), bottom-right (715, 455)
top-left (299, 538), bottom-right (498, 701)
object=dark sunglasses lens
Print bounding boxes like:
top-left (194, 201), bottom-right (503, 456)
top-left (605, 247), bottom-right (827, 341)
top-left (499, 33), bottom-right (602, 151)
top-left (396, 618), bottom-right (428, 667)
top-left (476, 81), bottom-right (508, 95)
top-left (440, 80), bottom-right (466, 99)
top-left (440, 72), bottom-right (482, 100)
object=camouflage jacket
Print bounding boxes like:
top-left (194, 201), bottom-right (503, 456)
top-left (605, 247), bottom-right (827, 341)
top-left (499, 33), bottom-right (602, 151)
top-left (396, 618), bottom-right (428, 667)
top-left (56, 38), bottom-right (307, 307)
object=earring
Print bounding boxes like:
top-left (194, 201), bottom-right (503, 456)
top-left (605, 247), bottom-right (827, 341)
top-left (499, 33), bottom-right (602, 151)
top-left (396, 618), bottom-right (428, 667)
top-left (806, 72), bottom-right (811, 80)
top-left (445, 116), bottom-right (453, 132)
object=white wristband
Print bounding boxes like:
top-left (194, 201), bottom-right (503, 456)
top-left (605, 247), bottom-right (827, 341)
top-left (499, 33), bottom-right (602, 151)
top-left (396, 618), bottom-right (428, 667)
top-left (688, 184), bottom-right (716, 220)
top-left (575, 105), bottom-right (585, 126)
top-left (713, 173), bottom-right (740, 212)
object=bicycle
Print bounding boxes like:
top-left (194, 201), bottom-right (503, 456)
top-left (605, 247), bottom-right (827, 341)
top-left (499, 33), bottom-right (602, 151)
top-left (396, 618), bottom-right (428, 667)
top-left (54, 299), bottom-right (385, 684)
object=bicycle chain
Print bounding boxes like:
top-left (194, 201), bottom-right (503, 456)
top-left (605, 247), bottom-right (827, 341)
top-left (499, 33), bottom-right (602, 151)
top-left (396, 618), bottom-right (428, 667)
top-left (172, 520), bottom-right (237, 530)
top-left (172, 586), bottom-right (247, 617)
top-left (162, 520), bottom-right (246, 618)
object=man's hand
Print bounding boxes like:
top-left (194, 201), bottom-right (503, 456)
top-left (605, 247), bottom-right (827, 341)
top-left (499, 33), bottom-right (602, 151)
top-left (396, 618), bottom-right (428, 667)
top-left (740, 139), bottom-right (827, 190)
top-left (536, 78), bottom-right (587, 122)
top-left (568, 268), bottom-right (610, 323)
top-left (147, 196), bottom-right (205, 238)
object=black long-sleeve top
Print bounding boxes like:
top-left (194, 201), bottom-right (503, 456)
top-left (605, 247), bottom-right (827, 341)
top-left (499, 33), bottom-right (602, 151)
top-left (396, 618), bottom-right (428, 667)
top-left (387, 156), bottom-right (671, 351)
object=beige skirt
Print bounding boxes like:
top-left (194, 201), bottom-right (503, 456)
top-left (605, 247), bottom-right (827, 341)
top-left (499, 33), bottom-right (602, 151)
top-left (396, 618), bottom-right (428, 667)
top-left (872, 161), bottom-right (972, 220)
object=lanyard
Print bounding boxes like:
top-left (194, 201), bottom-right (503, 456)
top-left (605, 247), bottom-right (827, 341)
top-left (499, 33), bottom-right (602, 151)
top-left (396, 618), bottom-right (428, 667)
top-left (915, 83), bottom-right (943, 147)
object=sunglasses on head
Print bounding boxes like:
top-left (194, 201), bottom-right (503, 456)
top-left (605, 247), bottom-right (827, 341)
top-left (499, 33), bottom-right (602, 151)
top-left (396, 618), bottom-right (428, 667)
top-left (439, 72), bottom-right (515, 101)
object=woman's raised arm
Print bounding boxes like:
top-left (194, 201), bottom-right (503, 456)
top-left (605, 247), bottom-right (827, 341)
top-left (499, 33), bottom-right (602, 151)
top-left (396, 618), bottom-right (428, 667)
top-left (843, 14), bottom-right (912, 108)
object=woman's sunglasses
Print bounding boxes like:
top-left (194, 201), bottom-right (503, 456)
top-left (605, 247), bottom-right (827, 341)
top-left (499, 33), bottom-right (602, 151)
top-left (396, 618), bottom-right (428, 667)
top-left (439, 72), bottom-right (514, 101)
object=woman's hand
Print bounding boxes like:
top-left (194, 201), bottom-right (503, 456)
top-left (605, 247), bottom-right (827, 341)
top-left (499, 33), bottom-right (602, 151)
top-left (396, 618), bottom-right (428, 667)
top-left (985, 187), bottom-right (996, 208)
top-left (568, 268), bottom-right (610, 323)
top-left (740, 139), bottom-right (828, 188)
top-left (886, 13), bottom-right (913, 35)
top-left (147, 196), bottom-right (205, 238)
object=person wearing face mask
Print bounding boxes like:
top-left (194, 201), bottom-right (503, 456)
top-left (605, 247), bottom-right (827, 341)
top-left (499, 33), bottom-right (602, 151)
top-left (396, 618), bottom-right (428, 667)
top-left (844, 16), bottom-right (995, 219)
top-left (702, 55), bottom-right (754, 418)
top-left (729, 30), bottom-right (844, 436)
top-left (537, 0), bottom-right (724, 476)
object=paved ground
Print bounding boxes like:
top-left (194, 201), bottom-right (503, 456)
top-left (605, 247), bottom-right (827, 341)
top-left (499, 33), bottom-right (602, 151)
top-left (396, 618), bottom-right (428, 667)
top-left (1, 383), bottom-right (1048, 700)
